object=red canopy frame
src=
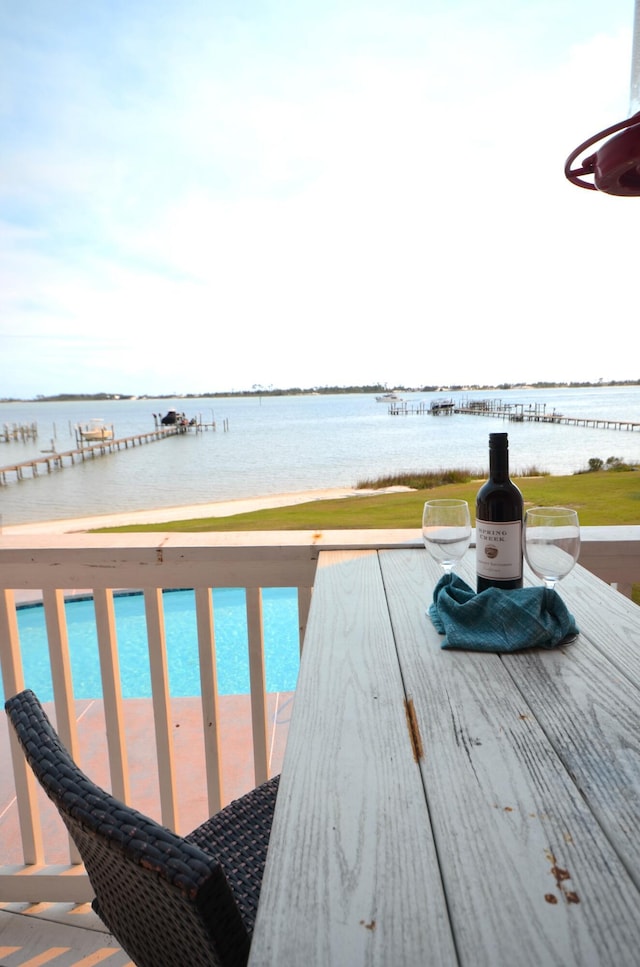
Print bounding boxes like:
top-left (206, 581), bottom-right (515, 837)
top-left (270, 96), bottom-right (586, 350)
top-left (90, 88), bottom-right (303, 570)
top-left (565, 0), bottom-right (640, 194)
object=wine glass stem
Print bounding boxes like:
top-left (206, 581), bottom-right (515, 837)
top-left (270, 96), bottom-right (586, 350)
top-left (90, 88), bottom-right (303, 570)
top-left (544, 579), bottom-right (556, 590)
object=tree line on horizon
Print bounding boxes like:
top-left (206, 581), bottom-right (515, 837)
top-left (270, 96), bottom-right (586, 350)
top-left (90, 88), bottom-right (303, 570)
top-left (2, 378), bottom-right (639, 404)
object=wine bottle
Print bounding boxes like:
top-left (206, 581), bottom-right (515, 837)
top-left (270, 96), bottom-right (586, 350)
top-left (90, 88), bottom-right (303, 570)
top-left (476, 432), bottom-right (523, 591)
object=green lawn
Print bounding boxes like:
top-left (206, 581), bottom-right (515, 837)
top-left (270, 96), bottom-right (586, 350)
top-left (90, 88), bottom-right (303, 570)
top-left (95, 470), bottom-right (640, 532)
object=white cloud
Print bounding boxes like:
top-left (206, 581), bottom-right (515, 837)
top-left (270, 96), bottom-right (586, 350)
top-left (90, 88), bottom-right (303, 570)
top-left (1, 0), bottom-right (638, 396)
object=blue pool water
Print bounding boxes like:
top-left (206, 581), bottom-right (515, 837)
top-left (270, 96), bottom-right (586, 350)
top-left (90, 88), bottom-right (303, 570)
top-left (11, 588), bottom-right (300, 700)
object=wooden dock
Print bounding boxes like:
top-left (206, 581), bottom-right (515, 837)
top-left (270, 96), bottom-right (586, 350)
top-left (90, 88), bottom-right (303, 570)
top-left (453, 400), bottom-right (640, 431)
top-left (388, 398), bottom-right (640, 431)
top-left (1, 426), bottom-right (182, 484)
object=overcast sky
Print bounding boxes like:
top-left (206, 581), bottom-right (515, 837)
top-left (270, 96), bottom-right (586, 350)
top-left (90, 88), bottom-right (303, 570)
top-left (1, 0), bottom-right (638, 398)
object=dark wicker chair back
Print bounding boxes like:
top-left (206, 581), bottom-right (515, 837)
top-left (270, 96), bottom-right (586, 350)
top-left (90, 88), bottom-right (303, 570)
top-left (5, 689), bottom-right (278, 967)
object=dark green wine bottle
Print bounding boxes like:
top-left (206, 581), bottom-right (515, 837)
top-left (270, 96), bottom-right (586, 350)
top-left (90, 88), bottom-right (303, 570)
top-left (476, 433), bottom-right (523, 591)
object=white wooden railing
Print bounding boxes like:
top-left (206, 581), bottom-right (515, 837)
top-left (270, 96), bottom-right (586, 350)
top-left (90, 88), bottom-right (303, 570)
top-left (0, 527), bottom-right (638, 902)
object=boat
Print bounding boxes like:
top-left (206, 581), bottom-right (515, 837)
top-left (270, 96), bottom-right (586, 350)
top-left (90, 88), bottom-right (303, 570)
top-left (77, 419), bottom-right (114, 442)
top-left (429, 398), bottom-right (455, 414)
top-left (376, 391), bottom-right (403, 403)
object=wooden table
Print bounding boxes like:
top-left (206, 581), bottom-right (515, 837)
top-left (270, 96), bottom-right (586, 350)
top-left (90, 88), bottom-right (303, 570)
top-left (248, 549), bottom-right (640, 966)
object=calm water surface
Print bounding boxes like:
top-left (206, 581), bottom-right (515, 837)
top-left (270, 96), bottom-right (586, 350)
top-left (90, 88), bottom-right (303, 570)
top-left (2, 387), bottom-right (640, 526)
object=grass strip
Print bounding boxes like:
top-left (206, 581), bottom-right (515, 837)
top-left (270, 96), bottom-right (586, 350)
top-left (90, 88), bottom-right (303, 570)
top-left (94, 470), bottom-right (640, 533)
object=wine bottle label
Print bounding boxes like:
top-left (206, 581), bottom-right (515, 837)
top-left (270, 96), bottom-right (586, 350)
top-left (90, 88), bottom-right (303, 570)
top-left (476, 519), bottom-right (523, 581)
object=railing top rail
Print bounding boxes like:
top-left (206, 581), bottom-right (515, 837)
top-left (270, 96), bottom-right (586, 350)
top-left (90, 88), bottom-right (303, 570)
top-left (2, 525), bottom-right (636, 549)
top-left (0, 526), bottom-right (640, 590)
top-left (0, 531), bottom-right (420, 591)
top-left (0, 528), bottom-right (637, 592)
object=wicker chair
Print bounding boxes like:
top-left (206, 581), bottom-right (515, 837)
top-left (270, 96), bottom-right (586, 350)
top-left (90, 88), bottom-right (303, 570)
top-left (5, 689), bottom-right (279, 967)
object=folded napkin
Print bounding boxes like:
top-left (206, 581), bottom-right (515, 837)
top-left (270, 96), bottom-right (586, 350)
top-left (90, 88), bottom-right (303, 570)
top-left (428, 574), bottom-right (579, 652)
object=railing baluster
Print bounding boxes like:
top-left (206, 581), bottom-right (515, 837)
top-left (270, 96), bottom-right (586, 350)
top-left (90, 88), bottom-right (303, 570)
top-left (195, 586), bottom-right (223, 813)
top-left (0, 589), bottom-right (43, 865)
top-left (0, 590), bottom-right (25, 701)
top-left (93, 588), bottom-right (130, 803)
top-left (43, 588), bottom-right (81, 864)
top-left (143, 588), bottom-right (179, 831)
top-left (246, 587), bottom-right (269, 786)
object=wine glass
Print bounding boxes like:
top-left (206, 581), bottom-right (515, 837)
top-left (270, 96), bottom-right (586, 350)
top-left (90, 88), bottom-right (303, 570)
top-left (422, 499), bottom-right (472, 575)
top-left (523, 507), bottom-right (580, 590)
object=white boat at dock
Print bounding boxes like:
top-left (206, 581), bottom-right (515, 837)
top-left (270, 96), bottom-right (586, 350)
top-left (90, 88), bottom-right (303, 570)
top-left (76, 419), bottom-right (114, 442)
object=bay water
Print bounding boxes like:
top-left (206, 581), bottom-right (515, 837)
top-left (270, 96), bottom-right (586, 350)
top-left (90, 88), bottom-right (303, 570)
top-left (2, 386), bottom-right (640, 527)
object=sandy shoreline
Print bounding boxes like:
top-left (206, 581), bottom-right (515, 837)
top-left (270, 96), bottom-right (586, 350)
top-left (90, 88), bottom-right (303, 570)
top-left (3, 487), bottom-right (411, 535)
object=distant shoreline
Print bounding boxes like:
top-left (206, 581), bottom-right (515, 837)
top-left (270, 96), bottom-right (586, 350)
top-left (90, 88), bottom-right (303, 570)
top-left (2, 380), bottom-right (640, 405)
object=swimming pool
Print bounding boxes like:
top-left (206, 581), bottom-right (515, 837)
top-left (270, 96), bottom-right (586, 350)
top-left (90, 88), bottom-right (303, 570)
top-left (9, 588), bottom-right (300, 700)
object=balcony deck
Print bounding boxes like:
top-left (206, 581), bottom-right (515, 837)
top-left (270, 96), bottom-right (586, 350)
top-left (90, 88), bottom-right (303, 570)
top-left (0, 901), bottom-right (130, 964)
top-left (0, 527), bottom-right (638, 964)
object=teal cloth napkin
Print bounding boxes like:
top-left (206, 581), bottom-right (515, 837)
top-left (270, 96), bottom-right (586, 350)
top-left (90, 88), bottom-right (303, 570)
top-left (428, 574), bottom-right (579, 652)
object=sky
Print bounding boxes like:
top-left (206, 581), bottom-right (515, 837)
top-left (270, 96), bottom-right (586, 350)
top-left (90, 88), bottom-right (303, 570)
top-left (1, 0), bottom-right (638, 398)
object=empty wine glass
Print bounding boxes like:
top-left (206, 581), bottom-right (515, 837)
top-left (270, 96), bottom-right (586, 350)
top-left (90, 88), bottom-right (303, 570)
top-left (523, 507), bottom-right (580, 590)
top-left (422, 499), bottom-right (472, 575)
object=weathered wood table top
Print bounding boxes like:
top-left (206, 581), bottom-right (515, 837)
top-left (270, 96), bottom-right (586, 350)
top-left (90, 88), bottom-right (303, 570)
top-left (248, 549), bottom-right (640, 966)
